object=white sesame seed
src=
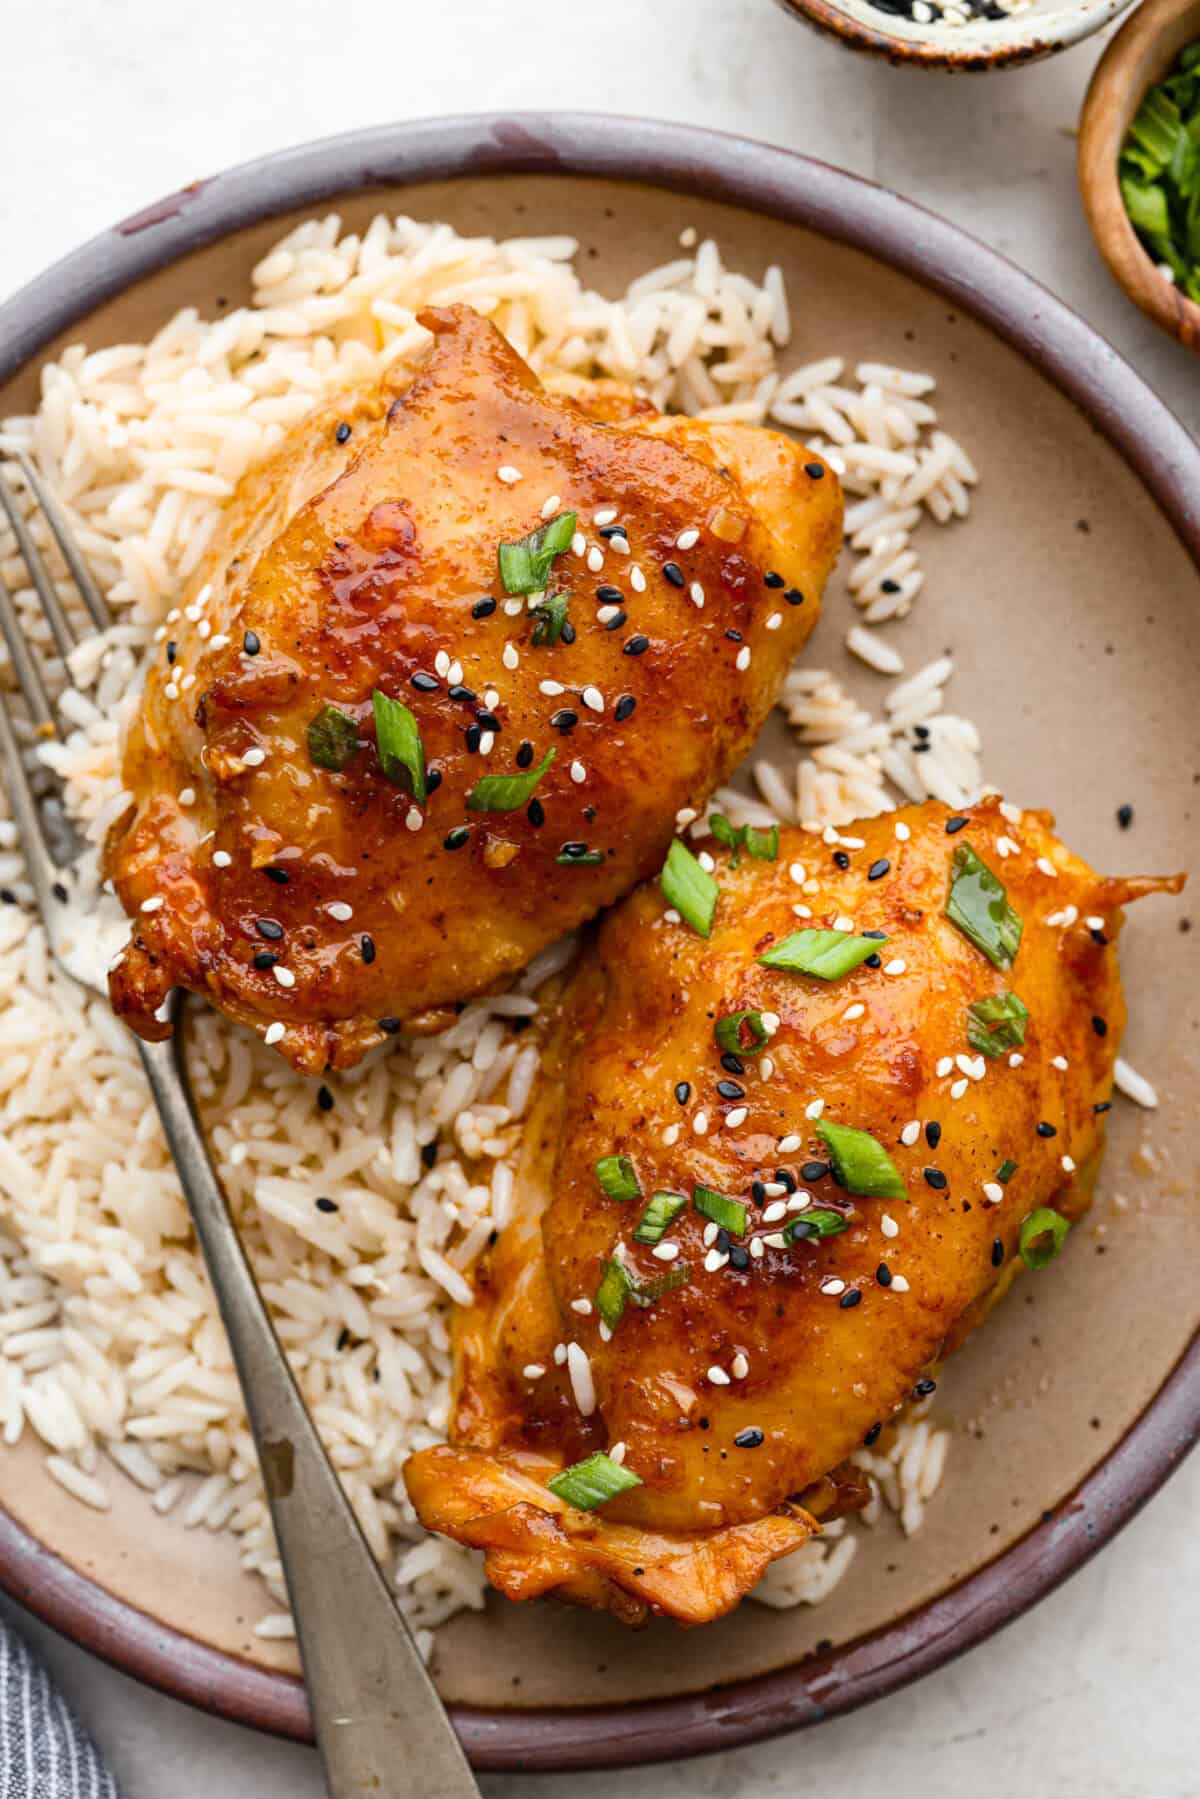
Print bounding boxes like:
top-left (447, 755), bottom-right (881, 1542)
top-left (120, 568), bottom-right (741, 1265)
top-left (761, 1012), bottom-right (781, 1035)
top-left (541, 494), bottom-right (561, 519)
top-left (164, 682), bottom-right (180, 699)
top-left (697, 850), bottom-right (715, 873)
top-left (890, 1275), bottom-right (910, 1292)
top-left (140, 895), bottom-right (164, 914)
top-left (209, 634), bottom-right (229, 650)
top-left (955, 1054), bottom-right (976, 1077)
top-left (704, 1250), bottom-right (730, 1274)
top-left (405, 806), bottom-right (423, 832)
top-left (180, 674), bottom-right (194, 691)
top-left (760, 1056), bottom-right (775, 1081)
top-left (571, 1298), bottom-right (592, 1317)
top-left (553, 1343), bottom-right (567, 1366)
top-left (1045, 910), bottom-right (1066, 928)
top-left (178, 787), bottom-right (196, 807)
top-left (820, 1278), bottom-right (846, 1297)
top-left (523, 1363), bottom-right (545, 1380)
top-left (1009, 1052), bottom-right (1024, 1068)
top-left (765, 612), bottom-right (783, 631)
top-left (1086, 915), bottom-right (1105, 931)
top-left (1000, 801), bottom-right (1021, 824)
top-left (676, 528), bottom-right (700, 550)
top-left (662, 1123), bottom-right (681, 1147)
top-left (213, 850), bottom-right (232, 869)
top-left (894, 820), bottom-right (911, 841)
top-left (735, 646), bottom-right (751, 672)
top-left (582, 686), bottom-right (604, 713)
top-left (586, 546), bottom-right (604, 574)
top-left (838, 835), bottom-right (865, 850)
top-left (477, 731), bottom-right (494, 756)
top-left (446, 661), bottom-right (462, 687)
top-left (570, 760), bottom-right (586, 784)
top-left (844, 1003), bottom-right (866, 1022)
top-left (762, 1181), bottom-right (787, 1198)
top-left (725, 1107), bottom-right (748, 1128)
top-left (663, 909), bottom-right (681, 924)
top-left (901, 1120), bottom-right (921, 1147)
top-left (804, 1100), bottom-right (824, 1122)
top-left (833, 915), bottom-right (855, 934)
top-left (566, 1342), bottom-right (596, 1417)
top-left (982, 1182), bottom-right (1004, 1204)
top-left (787, 1192), bottom-right (811, 1212)
top-left (750, 1236), bottom-right (765, 1260)
top-left (184, 603), bottom-right (203, 623)
top-left (609, 1441), bottom-right (627, 1464)
top-left (273, 965), bottom-right (295, 988)
top-left (883, 958), bottom-right (907, 976)
top-left (593, 507), bottom-right (618, 527)
top-left (596, 605), bottom-right (620, 624)
top-left (598, 1322), bottom-right (613, 1344)
top-left (936, 1057), bottom-right (954, 1079)
top-left (1036, 856), bottom-right (1058, 878)
top-left (539, 679), bottom-right (564, 697)
top-left (789, 862), bottom-right (806, 886)
top-left (793, 903), bottom-right (813, 920)
top-left (571, 531), bottom-right (586, 557)
top-left (328, 902), bottom-right (353, 922)
top-left (242, 746), bottom-right (266, 768)
top-left (762, 1201), bottom-right (788, 1225)
top-left (196, 619), bottom-right (212, 640)
top-left (702, 1222), bottom-right (719, 1248)
top-left (1061, 1155), bottom-right (1076, 1173)
top-left (689, 582), bottom-right (705, 609)
top-left (608, 533), bottom-right (630, 556)
top-left (1052, 1055), bottom-right (1069, 1071)
top-left (676, 806), bottom-right (698, 828)
top-left (1059, 905), bottom-right (1079, 929)
top-left (996, 835), bottom-right (1019, 859)
top-left (822, 826), bottom-right (839, 845)
top-left (264, 1023), bottom-right (285, 1046)
top-left (762, 1232), bottom-right (788, 1249)
top-left (693, 1111), bottom-right (709, 1136)
top-left (154, 626), bottom-right (167, 643)
top-left (950, 1078), bottom-right (969, 1099)
top-left (630, 565), bottom-right (646, 593)
top-left (779, 1132), bottom-right (803, 1152)
top-left (653, 1241), bottom-right (680, 1262)
top-left (881, 1213), bottom-right (899, 1239)
top-left (497, 465), bottom-right (522, 484)
top-left (434, 650), bottom-right (450, 678)
top-left (484, 689), bottom-right (499, 709)
top-left (707, 1365), bottom-right (731, 1386)
top-left (731, 1353), bottom-right (750, 1380)
top-left (502, 643), bottom-right (519, 670)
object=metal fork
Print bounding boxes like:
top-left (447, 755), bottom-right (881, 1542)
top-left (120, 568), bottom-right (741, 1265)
top-left (0, 454), bottom-right (480, 1799)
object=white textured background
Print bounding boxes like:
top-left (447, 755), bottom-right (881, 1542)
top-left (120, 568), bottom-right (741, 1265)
top-left (2, 3), bottom-right (1198, 1795)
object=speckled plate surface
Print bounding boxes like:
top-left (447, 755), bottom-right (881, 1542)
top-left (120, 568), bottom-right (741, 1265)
top-left (0, 117), bottom-right (1196, 1772)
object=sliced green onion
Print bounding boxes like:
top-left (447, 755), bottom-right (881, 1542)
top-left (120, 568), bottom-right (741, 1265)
top-left (967, 991), bottom-right (1030, 1058)
top-left (547, 1450), bottom-right (643, 1511)
top-left (594, 1154), bottom-right (641, 1203)
top-left (945, 844), bottom-right (1023, 970)
top-left (1018, 1208), bottom-right (1070, 1271)
top-left (629, 1263), bottom-right (691, 1306)
top-left (817, 1119), bottom-right (907, 1201)
top-left (783, 1208), bottom-right (850, 1243)
top-left (595, 1256), bottom-right (633, 1328)
top-left (307, 704), bottom-right (360, 771)
top-left (693, 1186), bottom-right (747, 1236)
top-left (596, 1246), bottom-right (691, 1325)
top-left (996, 1158), bottom-right (1018, 1185)
top-left (372, 689), bottom-right (426, 803)
top-left (713, 1009), bottom-right (769, 1056)
top-left (556, 847), bottom-right (605, 865)
top-left (660, 838), bottom-right (718, 937)
top-left (708, 814), bottom-right (779, 868)
top-left (497, 511), bottom-right (577, 595)
top-left (633, 1191), bottom-right (688, 1245)
top-left (531, 592), bottom-right (570, 647)
top-left (466, 746), bottom-right (555, 813)
top-left (758, 927), bottom-right (887, 980)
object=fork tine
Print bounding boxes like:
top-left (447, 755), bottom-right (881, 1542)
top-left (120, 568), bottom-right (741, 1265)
top-left (0, 694), bottom-right (64, 916)
top-left (0, 466), bottom-right (80, 660)
top-left (0, 565), bottom-right (55, 734)
top-left (14, 453), bottom-right (112, 633)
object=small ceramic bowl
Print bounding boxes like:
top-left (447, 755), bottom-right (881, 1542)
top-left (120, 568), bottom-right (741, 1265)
top-left (772, 0), bottom-right (1137, 72)
top-left (1079, 0), bottom-right (1200, 352)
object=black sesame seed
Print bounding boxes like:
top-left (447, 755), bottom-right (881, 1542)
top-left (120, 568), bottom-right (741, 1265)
top-left (751, 1180), bottom-right (766, 1204)
top-left (425, 767), bottom-right (443, 795)
top-left (717, 1080), bottom-right (745, 1101)
top-left (1117, 803), bottom-right (1133, 830)
top-left (729, 1245), bottom-right (750, 1270)
top-left (253, 950), bottom-right (279, 970)
top-left (715, 1228), bottom-right (731, 1254)
top-left (804, 461), bottom-right (825, 479)
top-left (945, 815), bottom-right (968, 834)
top-left (264, 868), bottom-right (290, 884)
top-left (913, 724), bottom-right (930, 740)
top-left (242, 630), bottom-right (260, 656)
top-left (868, 858), bottom-right (890, 881)
top-left (595, 585), bottom-right (623, 604)
top-left (317, 1085), bottom-right (334, 1113)
top-left (801, 1161), bottom-right (830, 1182)
top-left (925, 1121), bottom-right (942, 1150)
top-left (527, 799), bottom-right (545, 828)
top-left (52, 882), bottom-right (68, 905)
top-left (420, 1141), bottom-right (438, 1169)
top-left (721, 1053), bottom-right (745, 1076)
top-left (516, 741), bottom-right (534, 769)
top-left (775, 1168), bottom-right (796, 1194)
top-left (876, 1262), bottom-right (893, 1286)
top-left (863, 1422), bottom-right (882, 1447)
top-left (561, 621), bottom-right (577, 645)
top-left (675, 1082), bottom-right (691, 1105)
top-left (1036, 1121), bottom-right (1057, 1138)
top-left (724, 629), bottom-right (743, 644)
top-left (764, 571), bottom-right (784, 588)
top-left (315, 1196), bottom-right (339, 1214)
top-left (443, 828), bottom-right (470, 851)
top-left (864, 953), bottom-right (882, 969)
top-left (734, 1427), bottom-right (765, 1448)
top-left (880, 578), bottom-right (901, 594)
top-left (471, 597), bottom-right (496, 620)
top-left (614, 694), bottom-right (636, 722)
top-left (1090, 928), bottom-right (1109, 946)
top-left (784, 588), bottom-right (804, 606)
top-left (598, 525), bottom-right (627, 542)
top-left (448, 684), bottom-right (476, 703)
top-left (912, 741), bottom-right (931, 754)
top-left (255, 917), bottom-right (284, 941)
top-left (559, 840), bottom-right (589, 858)
top-left (411, 671), bottom-right (440, 692)
top-left (165, 641), bottom-right (177, 664)
top-left (550, 709), bottom-right (578, 733)
top-left (360, 934), bottom-right (376, 964)
top-left (1091, 1015), bottom-right (1108, 1038)
top-left (378, 1017), bottom-right (402, 1033)
top-left (840, 1287), bottom-right (862, 1309)
top-left (475, 710), bottom-right (502, 733)
top-left (335, 421), bottom-right (352, 444)
top-left (604, 610), bottom-right (628, 632)
top-left (913, 1378), bottom-right (937, 1397)
top-left (991, 1238), bottom-right (1005, 1267)
top-left (833, 850), bottom-right (850, 870)
top-left (624, 635), bottom-right (650, 656)
top-left (465, 724), bottom-right (482, 753)
top-left (1093, 1100), bottom-right (1112, 1115)
top-left (662, 561), bottom-right (685, 587)
top-left (923, 1167), bottom-right (948, 1190)
top-left (862, 929), bottom-right (888, 940)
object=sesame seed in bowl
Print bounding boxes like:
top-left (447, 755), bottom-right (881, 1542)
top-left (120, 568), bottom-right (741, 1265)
top-left (772, 0), bottom-right (1137, 69)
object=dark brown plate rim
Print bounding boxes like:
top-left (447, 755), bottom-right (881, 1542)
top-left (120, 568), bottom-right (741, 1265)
top-left (0, 112), bottom-right (1196, 1773)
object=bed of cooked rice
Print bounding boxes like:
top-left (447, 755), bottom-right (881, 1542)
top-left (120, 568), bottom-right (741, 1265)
top-left (0, 211), bottom-right (1005, 1646)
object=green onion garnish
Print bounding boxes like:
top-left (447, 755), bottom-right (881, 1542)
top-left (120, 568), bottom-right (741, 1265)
top-left (547, 1450), bottom-right (643, 1511)
top-left (633, 1191), bottom-right (688, 1245)
top-left (595, 1256), bottom-right (633, 1328)
top-left (594, 1154), bottom-right (641, 1202)
top-left (996, 1159), bottom-right (1018, 1185)
top-left (660, 839), bottom-right (719, 937)
top-left (531, 592), bottom-right (570, 647)
top-left (714, 1010), bottom-right (769, 1056)
top-left (1018, 1207), bottom-right (1070, 1271)
top-left (1119, 44), bottom-right (1200, 304)
top-left (945, 844), bottom-right (1023, 970)
top-left (783, 1208), bottom-right (850, 1243)
top-left (372, 689), bottom-right (426, 803)
top-left (708, 814), bottom-right (780, 868)
top-left (466, 747), bottom-right (555, 813)
top-left (555, 847), bottom-right (605, 865)
top-left (967, 991), bottom-right (1030, 1058)
top-left (816, 1119), bottom-right (907, 1200)
top-left (693, 1186), bottom-right (747, 1236)
top-left (596, 1247), bottom-right (690, 1325)
top-left (758, 928), bottom-right (888, 979)
top-left (497, 511), bottom-right (577, 595)
top-left (307, 704), bottom-right (360, 772)
top-left (630, 1263), bottom-right (691, 1306)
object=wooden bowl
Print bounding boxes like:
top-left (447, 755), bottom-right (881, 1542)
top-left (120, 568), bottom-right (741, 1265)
top-left (1079, 0), bottom-right (1200, 351)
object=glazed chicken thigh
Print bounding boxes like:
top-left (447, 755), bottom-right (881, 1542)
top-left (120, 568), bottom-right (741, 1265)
top-left (405, 797), bottom-right (1182, 1625)
top-left (105, 304), bottom-right (841, 1072)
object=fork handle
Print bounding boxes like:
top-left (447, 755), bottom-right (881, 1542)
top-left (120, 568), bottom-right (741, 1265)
top-left (136, 1030), bottom-right (480, 1799)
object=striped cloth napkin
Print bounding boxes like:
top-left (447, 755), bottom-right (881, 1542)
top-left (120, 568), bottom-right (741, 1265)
top-left (0, 1619), bottom-right (117, 1798)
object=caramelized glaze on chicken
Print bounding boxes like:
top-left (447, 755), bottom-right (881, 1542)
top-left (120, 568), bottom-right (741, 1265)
top-left (105, 305), bottom-right (841, 1072)
top-left (405, 798), bottom-right (1182, 1625)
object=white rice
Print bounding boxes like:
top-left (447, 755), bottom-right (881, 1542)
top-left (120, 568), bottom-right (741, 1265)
top-left (0, 210), bottom-right (1000, 1637)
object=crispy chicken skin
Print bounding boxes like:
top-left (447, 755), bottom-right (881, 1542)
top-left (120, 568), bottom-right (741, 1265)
top-left (105, 304), bottom-right (841, 1073)
top-left (405, 797), bottom-right (1182, 1624)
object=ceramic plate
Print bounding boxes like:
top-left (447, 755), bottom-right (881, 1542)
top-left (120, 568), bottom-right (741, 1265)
top-left (0, 116), bottom-right (1196, 1772)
